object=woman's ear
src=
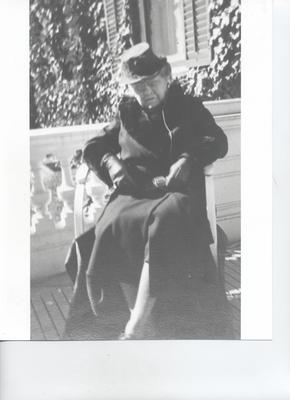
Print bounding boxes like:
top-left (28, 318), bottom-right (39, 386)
top-left (162, 63), bottom-right (172, 80)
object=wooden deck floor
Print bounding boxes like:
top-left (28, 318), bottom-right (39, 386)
top-left (224, 246), bottom-right (241, 337)
top-left (31, 245), bottom-right (241, 340)
top-left (31, 286), bottom-right (73, 341)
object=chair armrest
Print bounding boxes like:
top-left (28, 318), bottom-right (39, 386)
top-left (204, 163), bottom-right (218, 266)
top-left (75, 163), bottom-right (90, 184)
top-left (74, 163), bottom-right (109, 237)
top-left (74, 164), bottom-right (90, 238)
top-left (204, 163), bottom-right (214, 177)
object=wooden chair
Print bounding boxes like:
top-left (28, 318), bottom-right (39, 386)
top-left (74, 163), bottom-right (219, 268)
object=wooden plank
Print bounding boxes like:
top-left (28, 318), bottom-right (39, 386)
top-left (231, 310), bottom-right (241, 325)
top-left (228, 292), bottom-right (240, 339)
top-left (225, 282), bottom-right (234, 293)
top-left (231, 305), bottom-right (241, 320)
top-left (31, 301), bottom-right (45, 340)
top-left (62, 286), bottom-right (73, 304)
top-left (230, 303), bottom-right (240, 330)
top-left (225, 270), bottom-right (240, 287)
top-left (233, 322), bottom-right (241, 338)
top-left (225, 268), bottom-right (240, 285)
top-left (225, 260), bottom-right (241, 286)
top-left (232, 314), bottom-right (240, 331)
top-left (41, 289), bottom-right (66, 338)
top-left (225, 273), bottom-right (240, 291)
top-left (39, 293), bottom-right (62, 340)
top-left (225, 278), bottom-right (238, 293)
top-left (225, 262), bottom-right (240, 276)
top-left (31, 297), bottom-right (49, 340)
top-left (226, 260), bottom-right (241, 273)
top-left (31, 295), bottom-right (59, 340)
top-left (227, 261), bottom-right (241, 273)
top-left (229, 301), bottom-right (241, 317)
top-left (51, 287), bottom-right (71, 321)
top-left (227, 293), bottom-right (241, 338)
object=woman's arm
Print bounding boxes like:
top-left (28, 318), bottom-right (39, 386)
top-left (82, 118), bottom-right (121, 185)
top-left (186, 98), bottom-right (228, 166)
top-left (165, 98), bottom-right (228, 190)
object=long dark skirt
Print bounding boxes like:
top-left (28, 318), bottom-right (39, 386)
top-left (86, 190), bottom-right (212, 296)
top-left (63, 191), bottom-right (234, 340)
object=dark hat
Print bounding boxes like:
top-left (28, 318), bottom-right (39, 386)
top-left (120, 42), bottom-right (168, 84)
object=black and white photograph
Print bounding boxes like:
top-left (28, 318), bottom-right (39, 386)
top-left (4, 0), bottom-right (290, 398)
top-left (29, 0), bottom-right (241, 341)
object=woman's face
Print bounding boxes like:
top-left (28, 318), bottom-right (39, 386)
top-left (130, 72), bottom-right (170, 109)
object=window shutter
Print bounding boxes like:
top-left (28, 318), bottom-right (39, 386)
top-left (103, 0), bottom-right (124, 50)
top-left (115, 0), bottom-right (124, 29)
top-left (183, 0), bottom-right (211, 66)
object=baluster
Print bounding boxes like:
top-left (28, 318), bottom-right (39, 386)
top-left (58, 158), bottom-right (75, 213)
top-left (30, 164), bottom-right (50, 234)
top-left (40, 154), bottom-right (65, 229)
top-left (70, 149), bottom-right (82, 185)
top-left (57, 157), bottom-right (76, 230)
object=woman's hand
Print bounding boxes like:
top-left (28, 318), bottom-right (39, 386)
top-left (101, 154), bottom-right (137, 190)
top-left (165, 155), bottom-right (193, 190)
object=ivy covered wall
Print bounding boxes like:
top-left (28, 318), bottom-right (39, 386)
top-left (182, 0), bottom-right (241, 99)
top-left (30, 0), bottom-right (240, 129)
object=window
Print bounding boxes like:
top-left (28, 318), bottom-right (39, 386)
top-left (104, 0), bottom-right (211, 71)
top-left (140, 0), bottom-right (186, 64)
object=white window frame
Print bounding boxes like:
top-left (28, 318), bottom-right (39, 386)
top-left (137, 0), bottom-right (186, 65)
top-left (137, 0), bottom-right (211, 76)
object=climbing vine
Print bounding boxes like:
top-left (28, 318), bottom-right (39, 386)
top-left (30, 0), bottom-right (240, 128)
top-left (181, 0), bottom-right (241, 100)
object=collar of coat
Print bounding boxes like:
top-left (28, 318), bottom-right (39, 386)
top-left (118, 82), bottom-right (186, 131)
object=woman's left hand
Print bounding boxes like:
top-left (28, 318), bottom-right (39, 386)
top-left (165, 155), bottom-right (193, 190)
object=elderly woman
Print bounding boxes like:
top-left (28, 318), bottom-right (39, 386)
top-left (65, 42), bottom-right (228, 340)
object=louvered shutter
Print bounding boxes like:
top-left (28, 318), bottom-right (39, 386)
top-left (103, 0), bottom-right (124, 50)
top-left (183, 0), bottom-right (211, 66)
top-left (115, 0), bottom-right (124, 28)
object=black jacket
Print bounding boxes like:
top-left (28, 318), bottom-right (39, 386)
top-left (83, 83), bottom-right (228, 190)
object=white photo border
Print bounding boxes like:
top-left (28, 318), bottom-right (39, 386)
top-left (1, 0), bottom-right (290, 399)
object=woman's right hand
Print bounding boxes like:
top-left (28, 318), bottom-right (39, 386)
top-left (101, 154), bottom-right (137, 191)
top-left (165, 155), bottom-right (193, 190)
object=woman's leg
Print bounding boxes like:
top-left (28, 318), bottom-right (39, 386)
top-left (120, 261), bottom-right (156, 338)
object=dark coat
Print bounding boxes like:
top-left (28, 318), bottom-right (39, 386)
top-left (64, 83), bottom-right (228, 339)
top-left (83, 83), bottom-right (228, 195)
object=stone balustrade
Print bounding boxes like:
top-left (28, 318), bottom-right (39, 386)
top-left (30, 99), bottom-right (241, 281)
